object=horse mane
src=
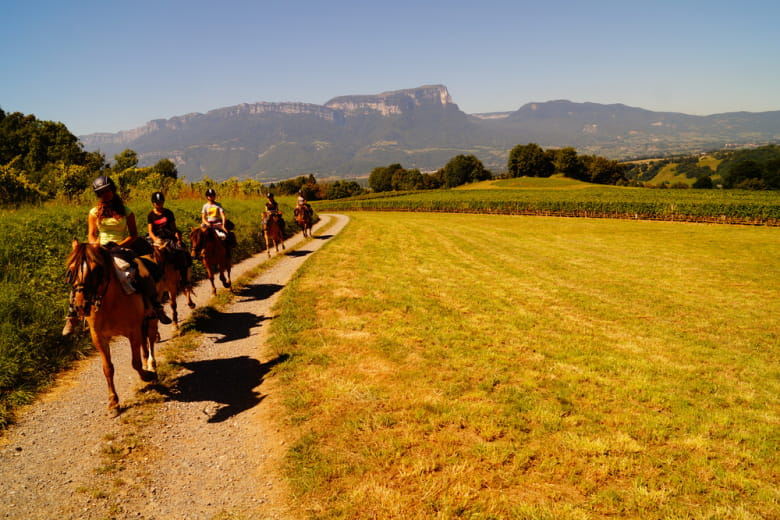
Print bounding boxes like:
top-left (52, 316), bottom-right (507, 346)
top-left (65, 242), bottom-right (111, 285)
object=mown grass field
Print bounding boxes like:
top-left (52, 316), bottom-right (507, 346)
top-left (268, 212), bottom-right (780, 519)
top-left (314, 178), bottom-right (780, 225)
top-left (0, 196), bottom-right (304, 427)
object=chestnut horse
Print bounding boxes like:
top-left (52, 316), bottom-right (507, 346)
top-left (190, 226), bottom-right (232, 295)
top-left (294, 205), bottom-right (313, 238)
top-left (152, 242), bottom-right (196, 329)
top-left (262, 211), bottom-right (286, 257)
top-left (65, 239), bottom-right (158, 416)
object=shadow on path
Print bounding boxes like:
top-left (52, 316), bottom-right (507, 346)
top-left (186, 307), bottom-right (271, 343)
top-left (157, 354), bottom-right (289, 423)
top-left (235, 283), bottom-right (283, 302)
top-left (284, 250), bottom-right (312, 258)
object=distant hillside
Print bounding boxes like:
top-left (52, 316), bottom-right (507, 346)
top-left (80, 85), bottom-right (780, 182)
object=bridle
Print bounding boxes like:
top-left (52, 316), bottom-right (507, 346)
top-left (68, 252), bottom-right (110, 318)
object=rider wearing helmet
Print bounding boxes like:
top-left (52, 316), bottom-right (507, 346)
top-left (198, 188), bottom-right (236, 256)
top-left (264, 192), bottom-right (285, 232)
top-left (62, 176), bottom-right (171, 336)
top-left (201, 189), bottom-right (227, 232)
top-left (148, 191), bottom-right (191, 286)
top-left (148, 191), bottom-right (182, 245)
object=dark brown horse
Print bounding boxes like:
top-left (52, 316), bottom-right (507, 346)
top-left (190, 226), bottom-right (232, 295)
top-left (294, 205), bottom-right (313, 238)
top-left (65, 239), bottom-right (158, 416)
top-left (152, 242), bottom-right (196, 329)
top-left (262, 211), bottom-right (286, 257)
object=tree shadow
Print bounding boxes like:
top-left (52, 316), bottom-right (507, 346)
top-left (235, 283), bottom-right (283, 302)
top-left (157, 354), bottom-right (289, 423)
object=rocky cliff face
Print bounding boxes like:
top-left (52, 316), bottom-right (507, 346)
top-left (324, 85), bottom-right (456, 116)
top-left (78, 85), bottom-right (780, 182)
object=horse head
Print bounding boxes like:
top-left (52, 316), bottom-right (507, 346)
top-left (65, 239), bottom-right (111, 317)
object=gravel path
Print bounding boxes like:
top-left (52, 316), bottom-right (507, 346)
top-left (0, 214), bottom-right (348, 520)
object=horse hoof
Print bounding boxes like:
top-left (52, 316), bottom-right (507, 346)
top-left (222, 281), bottom-right (231, 288)
top-left (140, 370), bottom-right (157, 382)
top-left (108, 406), bottom-right (121, 418)
top-left (188, 302), bottom-right (197, 309)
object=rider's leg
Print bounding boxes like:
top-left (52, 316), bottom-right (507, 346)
top-left (133, 259), bottom-right (172, 324)
top-left (62, 290), bottom-right (79, 336)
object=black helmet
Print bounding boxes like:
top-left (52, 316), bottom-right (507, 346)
top-left (92, 175), bottom-right (115, 194)
top-left (205, 188), bottom-right (216, 198)
top-left (267, 192), bottom-right (275, 199)
top-left (151, 191), bottom-right (165, 204)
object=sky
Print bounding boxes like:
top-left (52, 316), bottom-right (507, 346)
top-left (2, 0), bottom-right (780, 136)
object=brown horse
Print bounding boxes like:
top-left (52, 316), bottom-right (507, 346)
top-left (190, 226), bottom-right (232, 295)
top-left (152, 242), bottom-right (196, 329)
top-left (65, 239), bottom-right (158, 416)
top-left (262, 211), bottom-right (286, 257)
top-left (294, 205), bottom-right (313, 237)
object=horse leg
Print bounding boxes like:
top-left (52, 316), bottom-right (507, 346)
top-left (141, 318), bottom-right (158, 373)
top-left (264, 231), bottom-right (272, 257)
top-left (170, 290), bottom-right (179, 329)
top-left (130, 328), bottom-right (157, 382)
top-left (92, 332), bottom-right (120, 416)
top-left (204, 265), bottom-right (217, 294)
top-left (186, 285), bottom-right (196, 309)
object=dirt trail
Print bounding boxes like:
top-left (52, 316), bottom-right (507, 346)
top-left (0, 214), bottom-right (348, 520)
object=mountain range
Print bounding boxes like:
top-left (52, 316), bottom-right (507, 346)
top-left (79, 85), bottom-right (780, 182)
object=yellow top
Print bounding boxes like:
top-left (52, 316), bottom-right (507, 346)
top-left (89, 206), bottom-right (133, 246)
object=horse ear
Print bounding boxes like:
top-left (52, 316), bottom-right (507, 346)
top-left (71, 237), bottom-right (79, 250)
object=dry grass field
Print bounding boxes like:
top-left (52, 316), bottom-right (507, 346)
top-left (267, 212), bottom-right (780, 519)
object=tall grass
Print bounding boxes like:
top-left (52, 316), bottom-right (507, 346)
top-left (0, 195), bottom-right (307, 428)
top-left (268, 212), bottom-right (780, 518)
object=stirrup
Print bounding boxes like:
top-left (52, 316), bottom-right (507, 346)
top-left (154, 307), bottom-right (172, 325)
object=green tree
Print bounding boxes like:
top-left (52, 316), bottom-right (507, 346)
top-left (369, 164), bottom-right (403, 192)
top-left (553, 147), bottom-right (586, 180)
top-left (152, 158), bottom-right (178, 179)
top-left (692, 175), bottom-right (714, 189)
top-left (442, 154), bottom-right (491, 188)
top-left (113, 149), bottom-right (138, 172)
top-left (507, 143), bottom-right (554, 178)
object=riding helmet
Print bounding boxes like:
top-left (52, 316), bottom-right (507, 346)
top-left (267, 192), bottom-right (275, 199)
top-left (151, 191), bottom-right (165, 204)
top-left (92, 175), bottom-right (115, 194)
top-left (205, 188), bottom-right (216, 198)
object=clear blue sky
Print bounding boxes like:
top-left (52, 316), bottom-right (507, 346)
top-left (2, 0), bottom-right (779, 136)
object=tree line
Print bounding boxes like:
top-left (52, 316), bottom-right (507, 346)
top-left (368, 144), bottom-right (628, 193)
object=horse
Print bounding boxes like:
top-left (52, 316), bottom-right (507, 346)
top-left (294, 205), bottom-right (313, 238)
top-left (152, 241), bottom-right (196, 329)
top-left (65, 239), bottom-right (158, 416)
top-left (190, 226), bottom-right (232, 295)
top-left (262, 211), bottom-right (286, 257)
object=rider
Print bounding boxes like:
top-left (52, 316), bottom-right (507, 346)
top-left (199, 188), bottom-right (236, 256)
top-left (264, 192), bottom-right (285, 232)
top-left (296, 190), bottom-right (313, 217)
top-left (63, 176), bottom-right (171, 336)
top-left (147, 191), bottom-right (191, 287)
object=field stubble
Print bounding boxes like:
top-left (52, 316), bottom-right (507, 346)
top-left (268, 212), bottom-right (780, 519)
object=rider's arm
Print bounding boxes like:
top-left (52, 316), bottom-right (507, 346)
top-left (88, 212), bottom-right (100, 244)
top-left (148, 222), bottom-right (159, 243)
top-left (117, 213), bottom-right (138, 247)
top-left (219, 207), bottom-right (228, 231)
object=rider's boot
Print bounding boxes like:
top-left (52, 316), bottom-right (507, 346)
top-left (137, 271), bottom-right (172, 325)
top-left (62, 315), bottom-right (79, 336)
